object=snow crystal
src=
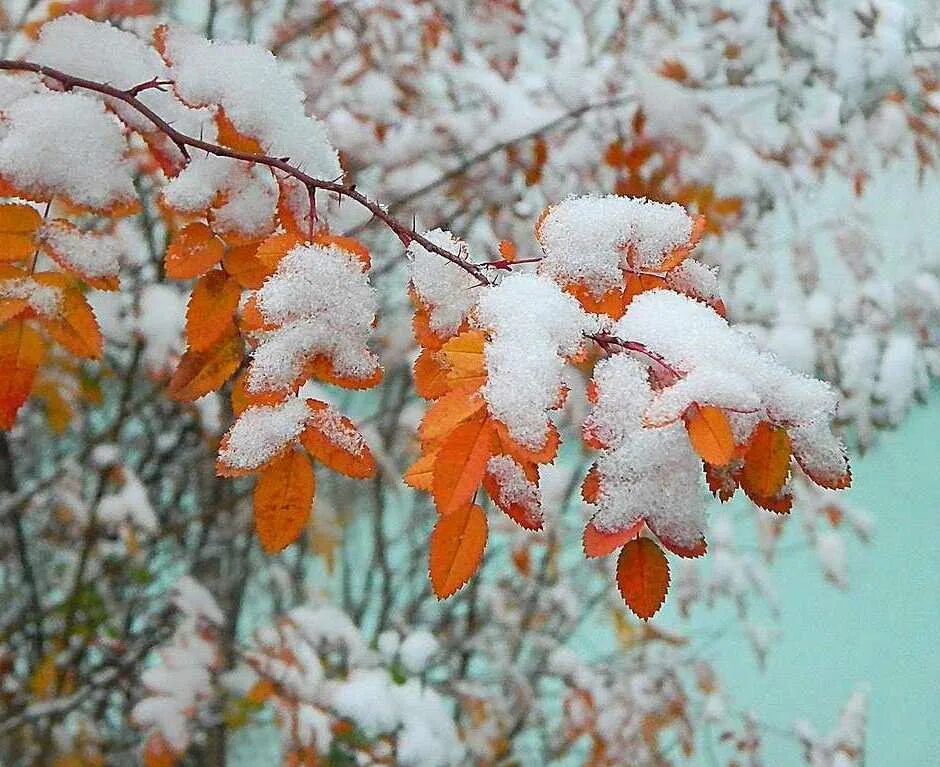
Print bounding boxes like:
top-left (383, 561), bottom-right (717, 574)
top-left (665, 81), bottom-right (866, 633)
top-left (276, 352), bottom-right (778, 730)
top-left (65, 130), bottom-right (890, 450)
top-left (208, 164), bottom-right (278, 240)
top-left (307, 405), bottom-right (366, 455)
top-left (874, 334), bottom-right (922, 425)
top-left (538, 195), bottom-right (695, 297)
top-left (218, 398), bottom-right (311, 472)
top-left (249, 244), bottom-right (379, 392)
top-left (0, 73), bottom-right (47, 110)
top-left (615, 290), bottom-right (840, 431)
top-left (398, 629), bottom-right (439, 674)
top-left (289, 604), bottom-right (370, 665)
top-left (31, 15), bottom-right (211, 142)
top-left (332, 669), bottom-right (401, 736)
top-left (159, 24), bottom-right (340, 182)
top-left (0, 91), bottom-right (135, 211)
top-left (40, 220), bottom-right (122, 279)
top-left (0, 278), bottom-right (61, 317)
top-left (476, 272), bottom-right (597, 447)
top-left (407, 229), bottom-right (479, 336)
top-left (585, 354), bottom-right (705, 546)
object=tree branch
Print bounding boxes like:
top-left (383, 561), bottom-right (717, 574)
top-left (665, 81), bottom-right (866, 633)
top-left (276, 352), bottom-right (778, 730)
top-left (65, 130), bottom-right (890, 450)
top-left (0, 59), bottom-right (491, 286)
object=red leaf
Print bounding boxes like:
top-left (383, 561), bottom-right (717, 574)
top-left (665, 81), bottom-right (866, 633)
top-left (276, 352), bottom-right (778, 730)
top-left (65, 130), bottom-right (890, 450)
top-left (583, 519), bottom-right (643, 558)
top-left (616, 537), bottom-right (670, 620)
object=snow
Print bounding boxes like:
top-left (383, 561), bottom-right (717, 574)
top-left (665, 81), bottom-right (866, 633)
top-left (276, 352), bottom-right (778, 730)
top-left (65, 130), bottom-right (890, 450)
top-left (249, 243), bottom-right (379, 392)
top-left (158, 24), bottom-right (340, 226)
top-left (407, 229), bottom-right (479, 336)
top-left (398, 629), bottom-right (439, 674)
top-left (40, 220), bottom-right (122, 280)
top-left (171, 575), bottom-right (223, 625)
top-left (584, 354), bottom-right (705, 547)
top-left (97, 467), bottom-right (158, 534)
top-left (615, 290), bottom-right (841, 432)
top-left (0, 91), bottom-right (136, 212)
top-left (476, 272), bottom-right (597, 448)
top-left (217, 398), bottom-right (311, 472)
top-left (306, 404), bottom-right (366, 455)
top-left (30, 15), bottom-right (211, 145)
top-left (135, 284), bottom-right (186, 373)
top-left (538, 195), bottom-right (695, 297)
top-left (0, 277), bottom-right (61, 316)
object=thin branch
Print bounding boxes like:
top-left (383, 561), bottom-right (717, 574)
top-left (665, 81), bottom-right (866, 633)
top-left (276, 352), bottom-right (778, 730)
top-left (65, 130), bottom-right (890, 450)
top-left (0, 59), bottom-right (491, 286)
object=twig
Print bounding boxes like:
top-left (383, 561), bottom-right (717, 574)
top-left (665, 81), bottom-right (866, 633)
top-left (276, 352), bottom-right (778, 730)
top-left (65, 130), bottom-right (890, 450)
top-left (0, 60), bottom-right (491, 286)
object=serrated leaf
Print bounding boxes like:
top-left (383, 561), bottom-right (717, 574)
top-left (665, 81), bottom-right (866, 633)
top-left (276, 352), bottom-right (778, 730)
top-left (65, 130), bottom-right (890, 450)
top-left (168, 327), bottom-right (242, 401)
top-left (186, 269), bottom-right (241, 352)
top-left (0, 203), bottom-right (41, 262)
top-left (684, 403), bottom-right (734, 466)
top-left (418, 388), bottom-right (485, 445)
top-left (165, 222), bottom-right (224, 279)
top-left (432, 416), bottom-right (495, 515)
top-left (741, 422), bottom-right (791, 500)
top-left (429, 502), bottom-right (487, 598)
top-left (583, 519), bottom-right (643, 558)
top-left (253, 450), bottom-right (314, 553)
top-left (300, 400), bottom-right (376, 479)
top-left (33, 273), bottom-right (102, 359)
top-left (0, 320), bottom-right (45, 428)
top-left (616, 537), bottom-right (670, 620)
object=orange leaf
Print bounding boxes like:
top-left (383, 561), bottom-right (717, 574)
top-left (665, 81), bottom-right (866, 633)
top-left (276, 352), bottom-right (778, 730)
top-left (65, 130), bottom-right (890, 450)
top-left (230, 369), bottom-right (285, 416)
top-left (31, 272), bottom-right (102, 359)
top-left (429, 502), bottom-right (488, 598)
top-left (413, 348), bottom-right (450, 399)
top-left (432, 417), bottom-right (496, 515)
top-left (165, 222), bottom-right (224, 279)
top-left (418, 388), bottom-right (485, 445)
top-left (740, 422), bottom-right (791, 500)
top-left (494, 420), bottom-right (559, 465)
top-left (0, 203), bottom-right (41, 262)
top-left (300, 400), bottom-right (376, 479)
top-left (168, 327), bottom-right (242, 401)
top-left (142, 733), bottom-right (179, 767)
top-left (0, 320), bottom-right (45, 428)
top-left (616, 537), bottom-right (670, 620)
top-left (439, 329), bottom-right (486, 387)
top-left (404, 449), bottom-right (439, 491)
top-left (581, 465), bottom-right (601, 504)
top-left (304, 354), bottom-right (383, 390)
top-left (684, 404), bottom-right (734, 466)
top-left (186, 270), bottom-right (241, 352)
top-left (583, 519), bottom-right (643, 558)
top-left (253, 450), bottom-right (314, 553)
top-left (216, 109), bottom-right (263, 154)
top-left (222, 242), bottom-right (273, 289)
top-left (482, 457), bottom-right (542, 530)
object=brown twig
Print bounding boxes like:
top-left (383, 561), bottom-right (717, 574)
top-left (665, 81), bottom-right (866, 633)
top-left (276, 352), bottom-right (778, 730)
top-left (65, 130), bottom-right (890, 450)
top-left (0, 59), bottom-right (492, 285)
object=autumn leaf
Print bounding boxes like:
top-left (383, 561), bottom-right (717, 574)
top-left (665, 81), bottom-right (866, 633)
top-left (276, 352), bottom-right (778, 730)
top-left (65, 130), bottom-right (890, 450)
top-left (482, 457), bottom-right (542, 530)
top-left (439, 329), bottom-right (486, 388)
top-left (142, 732), bottom-right (179, 767)
top-left (33, 273), bottom-right (102, 359)
top-left (222, 242), bottom-right (273, 289)
top-left (168, 327), bottom-right (243, 401)
top-left (0, 320), bottom-right (45, 428)
top-left (165, 222), bottom-right (224, 279)
top-left (311, 232), bottom-right (370, 270)
top-left (581, 465), bottom-right (601, 504)
top-left (403, 449), bottom-right (439, 491)
top-left (253, 450), bottom-right (314, 553)
top-left (583, 519), bottom-right (643, 558)
top-left (300, 400), bottom-right (376, 479)
top-left (740, 421), bottom-right (791, 500)
top-left (429, 502), bottom-right (488, 598)
top-left (186, 269), bottom-right (241, 352)
top-left (0, 203), bottom-right (41, 262)
top-left (684, 404), bottom-right (734, 466)
top-left (432, 416), bottom-right (496, 515)
top-left (230, 369), bottom-right (285, 416)
top-left (494, 420), bottom-right (559, 465)
top-left (413, 347), bottom-right (450, 399)
top-left (417, 388), bottom-right (485, 444)
top-left (616, 537), bottom-right (670, 620)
